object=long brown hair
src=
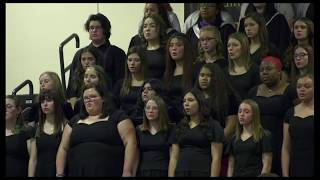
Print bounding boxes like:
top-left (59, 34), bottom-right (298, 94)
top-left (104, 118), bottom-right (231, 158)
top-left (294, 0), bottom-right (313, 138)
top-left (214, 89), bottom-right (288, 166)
top-left (121, 46), bottom-right (148, 97)
top-left (139, 13), bottom-right (168, 48)
top-left (139, 95), bottom-right (170, 132)
top-left (290, 44), bottom-right (314, 83)
top-left (37, 90), bottom-right (66, 137)
top-left (176, 88), bottom-right (212, 141)
top-left (39, 71), bottom-right (66, 101)
top-left (72, 47), bottom-right (102, 97)
top-left (235, 99), bottom-right (268, 142)
top-left (164, 33), bottom-right (195, 92)
top-left (284, 17), bottom-right (314, 71)
top-left (227, 32), bottom-right (253, 73)
top-left (244, 12), bottom-right (270, 60)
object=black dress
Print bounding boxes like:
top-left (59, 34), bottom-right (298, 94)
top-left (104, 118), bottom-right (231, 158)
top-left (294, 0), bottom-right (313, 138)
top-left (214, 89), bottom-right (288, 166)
top-left (35, 131), bottom-right (62, 176)
top-left (113, 79), bottom-right (143, 117)
top-left (144, 47), bottom-right (166, 79)
top-left (67, 110), bottom-right (128, 176)
top-left (166, 75), bottom-right (184, 124)
top-left (250, 43), bottom-right (280, 65)
top-left (227, 132), bottom-right (272, 177)
top-left (6, 131), bottom-right (32, 177)
top-left (169, 119), bottom-right (224, 177)
top-left (247, 85), bottom-right (294, 176)
top-left (225, 64), bottom-right (260, 100)
top-left (136, 127), bottom-right (173, 177)
top-left (284, 108), bottom-right (314, 177)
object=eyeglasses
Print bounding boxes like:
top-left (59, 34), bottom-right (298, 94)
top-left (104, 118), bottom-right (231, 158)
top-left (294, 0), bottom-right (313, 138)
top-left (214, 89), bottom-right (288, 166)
top-left (199, 37), bottom-right (216, 43)
top-left (83, 95), bottom-right (100, 102)
top-left (89, 25), bottom-right (102, 31)
top-left (294, 53), bottom-right (308, 59)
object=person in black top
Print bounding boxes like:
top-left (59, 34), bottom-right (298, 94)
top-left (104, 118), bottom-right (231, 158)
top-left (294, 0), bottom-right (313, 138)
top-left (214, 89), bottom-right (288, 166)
top-left (28, 90), bottom-right (67, 177)
top-left (242, 12), bottom-right (280, 65)
top-left (282, 74), bottom-right (314, 177)
top-left (238, 3), bottom-right (290, 59)
top-left (185, 3), bottom-right (236, 58)
top-left (73, 65), bottom-right (114, 115)
top-left (56, 84), bottom-right (138, 177)
top-left (247, 56), bottom-right (297, 176)
top-left (194, 25), bottom-right (228, 76)
top-left (289, 44), bottom-right (313, 83)
top-left (6, 95), bottom-right (33, 177)
top-left (27, 72), bottom-right (74, 126)
top-left (163, 33), bottom-right (196, 124)
top-left (136, 96), bottom-right (173, 177)
top-left (225, 32), bottom-right (260, 100)
top-left (139, 14), bottom-right (168, 79)
top-left (129, 3), bottom-right (177, 49)
top-left (68, 13), bottom-right (126, 91)
top-left (227, 99), bottom-right (272, 177)
top-left (113, 46), bottom-right (148, 118)
top-left (131, 79), bottom-right (166, 126)
top-left (283, 17), bottom-right (314, 81)
top-left (66, 46), bottom-right (102, 107)
top-left (195, 63), bottom-right (241, 176)
top-left (168, 88), bottom-right (224, 177)
top-left (195, 63), bottom-right (240, 141)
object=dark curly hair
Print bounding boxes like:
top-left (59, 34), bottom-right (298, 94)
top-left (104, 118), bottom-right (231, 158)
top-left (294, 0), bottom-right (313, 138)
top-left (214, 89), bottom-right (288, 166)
top-left (84, 13), bottom-right (111, 39)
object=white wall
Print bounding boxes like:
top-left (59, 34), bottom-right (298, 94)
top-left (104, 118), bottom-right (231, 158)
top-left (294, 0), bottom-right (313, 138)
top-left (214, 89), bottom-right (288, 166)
top-left (6, 3), bottom-right (184, 95)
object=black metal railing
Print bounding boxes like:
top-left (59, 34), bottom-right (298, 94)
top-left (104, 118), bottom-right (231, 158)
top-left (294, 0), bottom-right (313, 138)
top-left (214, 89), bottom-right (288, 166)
top-left (59, 33), bottom-right (80, 94)
top-left (12, 79), bottom-right (33, 95)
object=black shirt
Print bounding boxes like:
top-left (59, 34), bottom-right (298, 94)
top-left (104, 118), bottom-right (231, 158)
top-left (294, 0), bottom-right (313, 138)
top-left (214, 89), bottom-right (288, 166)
top-left (284, 108), bottom-right (314, 177)
top-left (169, 119), bottom-right (224, 174)
top-left (226, 64), bottom-right (260, 99)
top-left (227, 132), bottom-right (272, 177)
top-left (136, 127), bottom-right (173, 173)
top-left (67, 41), bottom-right (126, 98)
top-left (144, 47), bottom-right (166, 79)
top-left (113, 79), bottom-right (143, 117)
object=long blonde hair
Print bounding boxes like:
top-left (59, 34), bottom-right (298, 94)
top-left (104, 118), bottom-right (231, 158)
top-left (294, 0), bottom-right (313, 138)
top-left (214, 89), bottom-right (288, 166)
top-left (39, 71), bottom-right (66, 101)
top-left (197, 25), bottom-right (225, 63)
top-left (235, 99), bottom-right (268, 142)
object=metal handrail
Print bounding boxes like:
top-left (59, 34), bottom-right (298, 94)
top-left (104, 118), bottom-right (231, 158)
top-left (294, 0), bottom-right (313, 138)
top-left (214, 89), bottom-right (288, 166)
top-left (59, 33), bottom-right (80, 95)
top-left (12, 80), bottom-right (34, 95)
